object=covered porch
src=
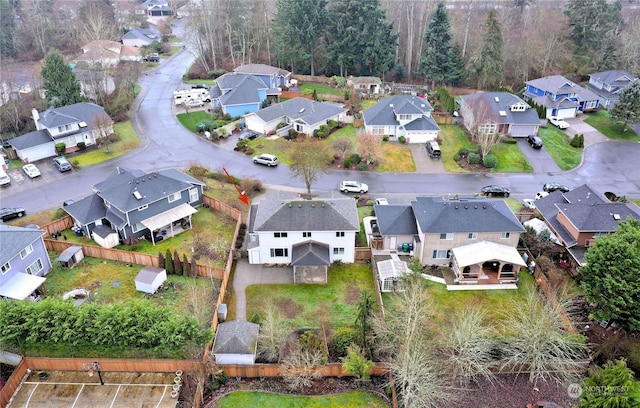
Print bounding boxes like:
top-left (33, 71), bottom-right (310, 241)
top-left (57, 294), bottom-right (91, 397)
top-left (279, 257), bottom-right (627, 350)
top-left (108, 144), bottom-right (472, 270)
top-left (451, 241), bottom-right (526, 285)
top-left (141, 203), bottom-right (197, 246)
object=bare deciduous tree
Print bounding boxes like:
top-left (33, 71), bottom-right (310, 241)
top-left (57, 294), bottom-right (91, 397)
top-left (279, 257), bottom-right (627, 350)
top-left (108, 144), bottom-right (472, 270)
top-left (257, 303), bottom-right (290, 363)
top-left (289, 137), bottom-right (332, 195)
top-left (281, 332), bottom-right (327, 390)
top-left (332, 137), bottom-right (353, 159)
top-left (93, 114), bottom-right (114, 153)
top-left (356, 132), bottom-right (384, 166)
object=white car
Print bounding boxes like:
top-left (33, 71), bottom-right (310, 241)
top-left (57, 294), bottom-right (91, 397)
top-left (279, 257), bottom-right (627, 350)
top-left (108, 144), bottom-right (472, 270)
top-left (185, 99), bottom-right (205, 108)
top-left (375, 198), bottom-right (389, 205)
top-left (340, 180), bottom-right (368, 193)
top-left (22, 163), bottom-right (41, 178)
top-left (535, 191), bottom-right (549, 200)
top-left (548, 116), bottom-right (570, 129)
top-left (252, 154), bottom-right (278, 167)
top-left (522, 199), bottom-right (536, 209)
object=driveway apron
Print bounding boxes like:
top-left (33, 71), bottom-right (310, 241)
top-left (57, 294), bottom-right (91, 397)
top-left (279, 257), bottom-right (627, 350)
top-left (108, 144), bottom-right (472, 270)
top-left (409, 143), bottom-right (445, 173)
top-left (517, 139), bottom-right (562, 174)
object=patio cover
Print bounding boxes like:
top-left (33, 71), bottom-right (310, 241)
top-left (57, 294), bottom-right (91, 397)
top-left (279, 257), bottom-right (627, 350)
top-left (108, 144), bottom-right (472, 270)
top-left (140, 203), bottom-right (196, 232)
top-left (0, 273), bottom-right (46, 300)
top-left (377, 259), bottom-right (409, 281)
top-left (452, 241), bottom-right (527, 268)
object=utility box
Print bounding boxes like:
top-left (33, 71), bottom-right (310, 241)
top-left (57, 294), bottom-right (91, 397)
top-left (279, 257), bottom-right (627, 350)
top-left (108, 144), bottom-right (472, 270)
top-left (217, 303), bottom-right (227, 322)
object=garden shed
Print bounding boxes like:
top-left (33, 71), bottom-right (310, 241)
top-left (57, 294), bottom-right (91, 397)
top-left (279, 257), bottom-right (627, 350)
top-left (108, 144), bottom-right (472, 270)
top-left (91, 225), bottom-right (119, 248)
top-left (57, 246), bottom-right (84, 269)
top-left (212, 320), bottom-right (259, 365)
top-left (134, 266), bottom-right (167, 294)
top-left (376, 258), bottom-right (409, 292)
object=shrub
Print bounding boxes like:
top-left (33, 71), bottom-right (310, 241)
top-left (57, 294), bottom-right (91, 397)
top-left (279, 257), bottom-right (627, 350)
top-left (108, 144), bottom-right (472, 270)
top-left (356, 162), bottom-right (368, 171)
top-left (483, 154), bottom-right (497, 168)
top-left (245, 147), bottom-right (255, 155)
top-left (468, 152), bottom-right (481, 165)
top-left (366, 200), bottom-right (374, 206)
top-left (328, 119), bottom-right (339, 129)
top-left (52, 208), bottom-right (68, 220)
top-left (453, 153), bottom-right (461, 161)
top-left (398, 135), bottom-right (406, 144)
top-left (76, 142), bottom-right (86, 151)
top-left (500, 138), bottom-right (518, 144)
top-left (107, 133), bottom-right (121, 143)
top-left (570, 133), bottom-right (585, 148)
top-left (55, 143), bottom-right (66, 155)
top-left (276, 122), bottom-right (287, 129)
top-left (349, 153), bottom-right (361, 164)
top-left (343, 157), bottom-right (352, 168)
top-left (331, 327), bottom-right (357, 357)
top-left (70, 159), bottom-right (80, 169)
top-left (235, 140), bottom-right (248, 150)
top-left (208, 69), bottom-right (227, 79)
top-left (457, 147), bottom-right (469, 157)
top-left (382, 135), bottom-right (389, 142)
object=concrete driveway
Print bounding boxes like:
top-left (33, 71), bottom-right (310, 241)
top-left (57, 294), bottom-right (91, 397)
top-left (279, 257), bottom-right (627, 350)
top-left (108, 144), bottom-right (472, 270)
top-left (408, 143), bottom-right (445, 173)
top-left (517, 138), bottom-right (562, 174)
top-left (564, 116), bottom-right (608, 145)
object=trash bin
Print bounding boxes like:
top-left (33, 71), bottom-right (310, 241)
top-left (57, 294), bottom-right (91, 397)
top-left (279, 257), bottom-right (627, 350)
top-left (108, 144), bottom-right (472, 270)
top-left (402, 243), bottom-right (409, 253)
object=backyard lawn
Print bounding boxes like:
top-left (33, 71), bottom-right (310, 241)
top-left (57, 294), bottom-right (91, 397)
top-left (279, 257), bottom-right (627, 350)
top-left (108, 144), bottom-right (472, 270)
top-left (215, 391), bottom-right (389, 408)
top-left (177, 111), bottom-right (214, 133)
top-left (538, 126), bottom-right (582, 170)
top-left (72, 121), bottom-right (141, 168)
top-left (300, 83), bottom-right (343, 96)
top-left (583, 110), bottom-right (640, 141)
top-left (245, 263), bottom-right (377, 329)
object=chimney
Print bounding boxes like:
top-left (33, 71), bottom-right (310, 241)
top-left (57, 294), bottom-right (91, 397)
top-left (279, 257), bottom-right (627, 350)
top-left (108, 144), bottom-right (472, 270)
top-left (32, 108), bottom-right (40, 129)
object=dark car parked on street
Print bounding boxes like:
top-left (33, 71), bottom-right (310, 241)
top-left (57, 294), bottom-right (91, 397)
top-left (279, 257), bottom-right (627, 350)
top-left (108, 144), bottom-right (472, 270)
top-left (1, 207), bottom-right (26, 221)
top-left (481, 185), bottom-right (511, 197)
top-left (543, 182), bottom-right (570, 193)
top-left (527, 135), bottom-right (543, 149)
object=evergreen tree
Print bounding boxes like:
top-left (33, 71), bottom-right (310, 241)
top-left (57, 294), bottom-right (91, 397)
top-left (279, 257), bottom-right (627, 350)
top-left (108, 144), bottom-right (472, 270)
top-left (392, 62), bottom-right (407, 82)
top-left (40, 51), bottom-right (83, 108)
top-left (418, 2), bottom-right (462, 87)
top-left (165, 249), bottom-right (174, 274)
top-left (579, 360), bottom-right (637, 408)
top-left (173, 250), bottom-right (183, 276)
top-left (609, 79), bottom-right (640, 132)
top-left (182, 254), bottom-right (190, 276)
top-left (472, 10), bottom-right (504, 90)
top-left (0, 0), bottom-right (17, 58)
top-left (354, 290), bottom-right (374, 359)
top-left (158, 252), bottom-right (165, 269)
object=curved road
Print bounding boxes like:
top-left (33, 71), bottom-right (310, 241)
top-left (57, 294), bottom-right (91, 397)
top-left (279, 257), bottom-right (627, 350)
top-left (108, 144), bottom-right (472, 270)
top-left (1, 20), bottom-right (639, 214)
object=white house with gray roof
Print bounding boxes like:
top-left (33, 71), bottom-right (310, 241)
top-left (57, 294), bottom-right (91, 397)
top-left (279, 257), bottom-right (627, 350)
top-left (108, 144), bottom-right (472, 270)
top-left (244, 97), bottom-right (347, 136)
top-left (9, 102), bottom-right (113, 163)
top-left (587, 70), bottom-right (638, 109)
top-left (362, 95), bottom-right (440, 143)
top-left (458, 92), bottom-right (540, 138)
top-left (247, 192), bottom-right (359, 274)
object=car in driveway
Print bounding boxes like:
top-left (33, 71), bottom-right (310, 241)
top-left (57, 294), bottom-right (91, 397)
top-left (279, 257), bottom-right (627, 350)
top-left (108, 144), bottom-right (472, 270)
top-left (0, 207), bottom-right (26, 221)
top-left (22, 163), bottom-right (41, 178)
top-left (548, 116), bottom-right (570, 129)
top-left (527, 135), bottom-right (543, 149)
top-left (185, 99), bottom-right (205, 108)
top-left (543, 182), bottom-right (570, 193)
top-left (481, 185), bottom-right (511, 197)
top-left (53, 156), bottom-right (72, 172)
top-left (253, 154), bottom-right (278, 167)
top-left (238, 130), bottom-right (259, 140)
top-left (340, 180), bottom-right (368, 193)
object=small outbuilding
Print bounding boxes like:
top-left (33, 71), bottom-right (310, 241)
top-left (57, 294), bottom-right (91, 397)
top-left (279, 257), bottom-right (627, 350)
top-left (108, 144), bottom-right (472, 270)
top-left (92, 225), bottom-right (119, 248)
top-left (376, 258), bottom-right (409, 292)
top-left (57, 246), bottom-right (84, 269)
top-left (212, 320), bottom-right (259, 365)
top-left (135, 266), bottom-right (167, 294)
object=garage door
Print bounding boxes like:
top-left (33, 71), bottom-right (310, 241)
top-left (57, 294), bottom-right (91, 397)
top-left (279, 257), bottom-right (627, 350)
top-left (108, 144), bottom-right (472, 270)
top-left (510, 125), bottom-right (538, 137)
top-left (17, 142), bottom-right (56, 162)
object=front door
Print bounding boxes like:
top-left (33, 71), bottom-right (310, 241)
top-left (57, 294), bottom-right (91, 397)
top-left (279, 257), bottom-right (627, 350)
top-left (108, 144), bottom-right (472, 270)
top-left (390, 236), bottom-right (397, 251)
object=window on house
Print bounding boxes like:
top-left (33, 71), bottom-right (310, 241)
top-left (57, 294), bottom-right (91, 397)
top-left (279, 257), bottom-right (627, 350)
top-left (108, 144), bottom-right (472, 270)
top-left (189, 187), bottom-right (199, 203)
top-left (58, 126), bottom-right (64, 132)
top-left (439, 233), bottom-right (454, 240)
top-left (336, 231), bottom-right (345, 237)
top-left (501, 232), bottom-right (511, 239)
top-left (371, 127), bottom-right (385, 135)
top-left (593, 232), bottom-right (607, 238)
top-left (25, 259), bottom-right (43, 275)
top-left (131, 223), bottom-right (145, 233)
top-left (137, 205), bottom-right (148, 211)
top-left (303, 232), bottom-right (312, 238)
top-left (274, 232), bottom-right (288, 238)
top-left (270, 248), bottom-right (289, 257)
top-left (398, 114), bottom-right (411, 121)
top-left (468, 232), bottom-right (478, 240)
top-left (432, 250), bottom-right (449, 259)
top-left (333, 247), bottom-right (345, 255)
top-left (295, 123), bottom-right (304, 132)
top-left (20, 244), bottom-right (34, 259)
top-left (168, 192), bottom-right (181, 203)
top-left (1, 262), bottom-right (10, 275)
top-left (65, 124), bottom-right (71, 130)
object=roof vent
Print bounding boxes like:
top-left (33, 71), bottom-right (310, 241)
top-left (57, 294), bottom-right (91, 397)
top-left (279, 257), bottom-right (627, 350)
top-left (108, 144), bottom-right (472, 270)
top-left (613, 214), bottom-right (621, 220)
top-left (311, 204), bottom-right (315, 207)
top-left (474, 205), bottom-right (478, 209)
top-left (133, 191), bottom-right (142, 200)
top-left (321, 203), bottom-right (325, 207)
top-left (299, 108), bottom-right (305, 113)
top-left (483, 205), bottom-right (487, 209)
top-left (464, 205), bottom-right (468, 209)
top-left (389, 104), bottom-right (394, 108)
top-left (499, 110), bottom-right (507, 116)
top-left (455, 205), bottom-right (459, 209)
top-left (79, 121), bottom-right (87, 127)
top-left (421, 104), bottom-right (425, 108)
top-left (494, 97), bottom-right (500, 103)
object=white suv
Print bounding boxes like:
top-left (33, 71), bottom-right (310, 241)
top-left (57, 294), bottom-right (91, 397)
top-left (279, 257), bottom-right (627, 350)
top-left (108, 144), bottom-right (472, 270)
top-left (253, 154), bottom-right (278, 167)
top-left (340, 180), bottom-right (368, 193)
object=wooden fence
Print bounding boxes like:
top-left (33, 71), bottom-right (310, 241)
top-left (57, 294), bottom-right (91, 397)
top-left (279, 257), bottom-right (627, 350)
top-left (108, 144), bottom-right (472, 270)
top-left (280, 91), bottom-right (312, 100)
top-left (0, 359), bottom-right (29, 407)
top-left (354, 247), bottom-right (372, 261)
top-left (40, 216), bottom-right (73, 238)
top-left (432, 112), bottom-right (452, 125)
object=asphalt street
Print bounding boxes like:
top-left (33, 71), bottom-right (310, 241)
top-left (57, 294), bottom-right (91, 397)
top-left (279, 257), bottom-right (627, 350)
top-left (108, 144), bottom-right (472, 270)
top-left (1, 18), bottom-right (639, 214)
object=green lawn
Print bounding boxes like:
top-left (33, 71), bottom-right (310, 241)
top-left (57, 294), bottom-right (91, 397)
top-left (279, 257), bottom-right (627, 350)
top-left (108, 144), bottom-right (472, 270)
top-left (72, 121), bottom-right (141, 168)
top-left (538, 126), bottom-right (582, 170)
top-left (176, 111), bottom-right (214, 133)
top-left (184, 79), bottom-right (217, 86)
top-left (215, 391), bottom-right (389, 408)
top-left (491, 142), bottom-right (533, 173)
top-left (245, 263), bottom-right (377, 329)
top-left (300, 83), bottom-right (343, 96)
top-left (583, 110), bottom-right (640, 141)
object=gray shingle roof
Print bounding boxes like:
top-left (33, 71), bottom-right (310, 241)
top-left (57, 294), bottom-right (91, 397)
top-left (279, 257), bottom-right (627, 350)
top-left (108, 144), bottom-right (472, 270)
top-left (526, 75), bottom-right (583, 95)
top-left (122, 28), bottom-right (160, 42)
top-left (63, 194), bottom-right (107, 225)
top-left (0, 225), bottom-right (45, 265)
top-left (589, 70), bottom-right (636, 86)
top-left (216, 73), bottom-right (267, 106)
top-left (375, 205), bottom-right (418, 235)
top-left (291, 241), bottom-right (330, 266)
top-left (411, 196), bottom-right (525, 234)
top-left (251, 97), bottom-right (347, 127)
top-left (251, 193), bottom-right (359, 232)
top-left (9, 130), bottom-right (52, 150)
top-left (38, 102), bottom-right (112, 130)
top-left (363, 95), bottom-right (439, 131)
top-left (234, 63), bottom-right (291, 78)
top-left (459, 92), bottom-right (539, 126)
top-left (213, 320), bottom-right (259, 354)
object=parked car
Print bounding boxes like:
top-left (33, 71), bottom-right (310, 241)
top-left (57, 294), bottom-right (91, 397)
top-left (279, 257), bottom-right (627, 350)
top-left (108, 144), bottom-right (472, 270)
top-left (63, 199), bottom-right (76, 207)
top-left (191, 84), bottom-right (210, 89)
top-left (481, 185), bottom-right (511, 197)
top-left (543, 182), bottom-right (570, 193)
top-left (53, 156), bottom-right (72, 172)
top-left (22, 163), bottom-right (41, 178)
top-left (522, 199), bottom-right (536, 209)
top-left (535, 191), bottom-right (549, 200)
top-left (0, 207), bottom-right (26, 221)
top-left (375, 198), bottom-right (389, 205)
top-left (527, 135), bottom-right (543, 149)
top-left (548, 116), bottom-right (570, 129)
top-left (0, 168), bottom-right (10, 186)
top-left (142, 53), bottom-right (159, 62)
top-left (340, 180), bottom-right (368, 193)
top-left (238, 130), bottom-right (259, 140)
top-left (426, 141), bottom-right (441, 159)
top-left (253, 154), bottom-right (278, 167)
top-left (185, 99), bottom-right (205, 108)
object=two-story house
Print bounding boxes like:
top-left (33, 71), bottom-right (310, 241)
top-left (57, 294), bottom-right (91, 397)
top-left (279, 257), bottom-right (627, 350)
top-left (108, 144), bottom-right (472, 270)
top-left (233, 64), bottom-right (292, 91)
top-left (209, 73), bottom-right (271, 117)
top-left (247, 192), bottom-right (359, 283)
top-left (524, 75), bottom-right (600, 119)
top-left (587, 70), bottom-right (638, 109)
top-left (0, 225), bottom-right (52, 300)
top-left (9, 103), bottom-right (114, 163)
top-left (534, 184), bottom-right (640, 267)
top-left (135, 0), bottom-right (172, 16)
top-left (63, 167), bottom-right (204, 246)
top-left (458, 92), bottom-right (540, 138)
top-left (362, 95), bottom-right (440, 143)
top-left (244, 97), bottom-right (347, 137)
top-left (374, 196), bottom-right (526, 285)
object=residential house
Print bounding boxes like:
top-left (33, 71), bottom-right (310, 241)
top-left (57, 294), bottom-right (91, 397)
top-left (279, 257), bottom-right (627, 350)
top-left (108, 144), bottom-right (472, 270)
top-left (212, 320), bottom-right (259, 365)
top-left (244, 97), bottom-right (347, 137)
top-left (135, 0), bottom-right (172, 16)
top-left (362, 95), bottom-right (440, 143)
top-left (524, 75), bottom-right (600, 119)
top-left (0, 225), bottom-right (52, 300)
top-left (210, 73), bottom-right (270, 117)
top-left (233, 64), bottom-right (292, 90)
top-left (9, 102), bottom-right (114, 162)
top-left (247, 192), bottom-right (359, 282)
top-left (534, 184), bottom-right (640, 266)
top-left (76, 40), bottom-right (141, 68)
top-left (374, 196), bottom-right (526, 285)
top-left (347, 76), bottom-right (382, 96)
top-left (122, 28), bottom-right (162, 47)
top-left (73, 67), bottom-right (116, 100)
top-left (458, 92), bottom-right (540, 138)
top-left (587, 70), bottom-right (638, 109)
top-left (63, 167), bottom-right (204, 246)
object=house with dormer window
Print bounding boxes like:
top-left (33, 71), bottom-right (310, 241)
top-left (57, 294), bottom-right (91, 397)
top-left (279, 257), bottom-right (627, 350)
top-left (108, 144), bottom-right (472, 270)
top-left (458, 92), bottom-right (540, 137)
top-left (587, 70), bottom-right (638, 110)
top-left (233, 64), bottom-right (292, 90)
top-left (209, 72), bottom-right (272, 117)
top-left (362, 95), bottom-right (440, 143)
top-left (524, 75), bottom-right (600, 119)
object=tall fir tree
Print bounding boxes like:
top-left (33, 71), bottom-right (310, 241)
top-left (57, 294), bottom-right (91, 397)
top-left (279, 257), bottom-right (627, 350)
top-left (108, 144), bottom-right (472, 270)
top-left (419, 2), bottom-right (462, 87)
top-left (609, 79), bottom-right (640, 132)
top-left (472, 10), bottom-right (504, 90)
top-left (40, 51), bottom-right (83, 108)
